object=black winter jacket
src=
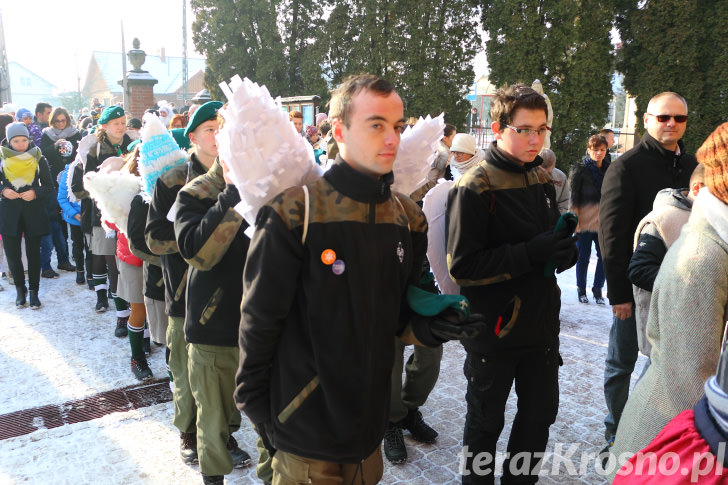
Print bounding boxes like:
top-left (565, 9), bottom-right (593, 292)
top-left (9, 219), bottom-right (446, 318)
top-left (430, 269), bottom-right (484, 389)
top-left (598, 132), bottom-right (697, 305)
top-left (145, 153), bottom-right (208, 317)
top-left (0, 143), bottom-right (53, 237)
top-left (127, 194), bottom-right (165, 301)
top-left (174, 160), bottom-right (249, 346)
top-left (235, 159), bottom-right (427, 464)
top-left (40, 130), bottom-right (82, 182)
top-left (446, 142), bottom-right (564, 355)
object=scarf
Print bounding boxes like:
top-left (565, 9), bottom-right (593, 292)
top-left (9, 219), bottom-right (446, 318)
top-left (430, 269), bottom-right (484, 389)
top-left (1, 145), bottom-right (41, 189)
top-left (451, 150), bottom-right (484, 180)
top-left (42, 125), bottom-right (78, 143)
top-left (583, 157), bottom-right (610, 193)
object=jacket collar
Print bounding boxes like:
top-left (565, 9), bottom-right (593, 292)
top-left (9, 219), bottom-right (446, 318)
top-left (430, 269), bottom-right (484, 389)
top-left (325, 156), bottom-right (393, 204)
top-left (640, 130), bottom-right (687, 159)
top-left (485, 142), bottom-right (544, 173)
top-left (188, 152), bottom-right (209, 176)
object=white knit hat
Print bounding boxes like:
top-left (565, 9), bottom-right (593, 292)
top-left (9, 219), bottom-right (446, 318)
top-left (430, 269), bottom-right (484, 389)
top-left (450, 134), bottom-right (476, 155)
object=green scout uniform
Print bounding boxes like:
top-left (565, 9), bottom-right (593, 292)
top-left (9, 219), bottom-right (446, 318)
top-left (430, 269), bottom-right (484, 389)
top-left (145, 153), bottom-right (208, 434)
top-left (174, 160), bottom-right (250, 477)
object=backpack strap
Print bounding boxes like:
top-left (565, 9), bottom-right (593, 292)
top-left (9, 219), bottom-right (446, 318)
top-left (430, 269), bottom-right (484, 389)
top-left (393, 194), bottom-right (411, 230)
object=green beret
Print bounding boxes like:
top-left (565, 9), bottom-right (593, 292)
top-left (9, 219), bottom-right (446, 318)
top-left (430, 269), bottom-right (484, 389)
top-left (170, 128), bottom-right (191, 150)
top-left (184, 101), bottom-right (222, 137)
top-left (98, 105), bottom-right (125, 125)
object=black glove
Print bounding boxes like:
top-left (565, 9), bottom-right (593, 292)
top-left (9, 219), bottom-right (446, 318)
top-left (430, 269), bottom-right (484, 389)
top-left (554, 234), bottom-right (579, 269)
top-left (254, 421), bottom-right (276, 456)
top-left (411, 310), bottom-right (488, 346)
top-left (430, 311), bottom-right (488, 341)
top-left (525, 231), bottom-right (561, 264)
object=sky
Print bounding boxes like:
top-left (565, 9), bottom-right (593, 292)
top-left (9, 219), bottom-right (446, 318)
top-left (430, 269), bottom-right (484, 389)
top-left (2, 0), bottom-right (201, 93)
top-left (2, 1), bottom-right (489, 95)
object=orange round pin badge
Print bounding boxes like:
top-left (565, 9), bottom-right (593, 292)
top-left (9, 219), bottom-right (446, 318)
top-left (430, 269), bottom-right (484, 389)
top-left (321, 249), bottom-right (336, 265)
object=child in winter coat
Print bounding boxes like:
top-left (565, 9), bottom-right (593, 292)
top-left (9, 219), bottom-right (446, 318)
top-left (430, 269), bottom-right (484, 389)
top-left (0, 122), bottom-right (53, 308)
top-left (57, 163), bottom-right (89, 285)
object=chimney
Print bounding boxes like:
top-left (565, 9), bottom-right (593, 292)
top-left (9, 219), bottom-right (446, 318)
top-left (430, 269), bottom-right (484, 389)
top-left (159, 47), bottom-right (166, 63)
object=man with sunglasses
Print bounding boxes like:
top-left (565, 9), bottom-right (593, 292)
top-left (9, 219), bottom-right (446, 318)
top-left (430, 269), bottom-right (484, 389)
top-left (598, 91), bottom-right (698, 457)
top-left (447, 83), bottom-right (578, 483)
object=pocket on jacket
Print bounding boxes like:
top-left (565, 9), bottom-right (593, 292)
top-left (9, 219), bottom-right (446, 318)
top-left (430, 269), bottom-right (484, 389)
top-left (174, 268), bottom-right (188, 302)
top-left (277, 375), bottom-right (320, 424)
top-left (199, 287), bottom-right (223, 325)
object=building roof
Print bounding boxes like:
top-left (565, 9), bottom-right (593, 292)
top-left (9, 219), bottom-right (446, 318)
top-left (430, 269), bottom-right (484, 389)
top-left (7, 61), bottom-right (58, 107)
top-left (85, 51), bottom-right (206, 95)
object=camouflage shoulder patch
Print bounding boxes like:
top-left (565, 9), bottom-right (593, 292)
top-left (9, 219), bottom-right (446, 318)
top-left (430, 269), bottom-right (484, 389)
top-left (180, 165), bottom-right (225, 202)
top-left (392, 192), bottom-right (428, 234)
top-left (159, 163), bottom-right (191, 189)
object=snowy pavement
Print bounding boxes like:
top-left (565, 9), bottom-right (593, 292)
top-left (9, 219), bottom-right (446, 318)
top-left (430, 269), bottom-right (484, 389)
top-left (0, 254), bottom-right (644, 484)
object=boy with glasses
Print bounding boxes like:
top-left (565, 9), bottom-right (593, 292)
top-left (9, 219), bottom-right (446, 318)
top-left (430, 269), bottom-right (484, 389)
top-left (598, 91), bottom-right (698, 457)
top-left (447, 83), bottom-right (578, 483)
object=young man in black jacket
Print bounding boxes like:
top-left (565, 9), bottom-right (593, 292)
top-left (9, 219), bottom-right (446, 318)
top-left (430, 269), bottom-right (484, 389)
top-left (446, 84), bottom-right (578, 484)
top-left (174, 157), bottom-right (252, 485)
top-left (235, 74), bottom-right (484, 484)
top-left (598, 92), bottom-right (698, 454)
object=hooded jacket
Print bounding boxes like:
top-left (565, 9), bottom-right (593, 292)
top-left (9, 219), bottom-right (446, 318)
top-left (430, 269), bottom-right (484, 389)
top-left (628, 188), bottom-right (693, 357)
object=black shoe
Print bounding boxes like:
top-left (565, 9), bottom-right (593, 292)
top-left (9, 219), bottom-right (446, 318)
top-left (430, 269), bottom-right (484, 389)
top-left (202, 475), bottom-right (224, 485)
top-left (28, 290), bottom-right (41, 309)
top-left (41, 269), bottom-right (60, 279)
top-left (401, 408), bottom-right (438, 443)
top-left (131, 356), bottom-right (153, 380)
top-left (76, 271), bottom-right (86, 285)
top-left (577, 287), bottom-right (589, 304)
top-left (115, 317), bottom-right (129, 338)
top-left (15, 286), bottom-right (27, 308)
top-left (227, 435), bottom-right (252, 468)
top-left (57, 261), bottom-right (77, 272)
top-left (143, 336), bottom-right (151, 356)
top-left (593, 287), bottom-right (606, 305)
top-left (95, 290), bottom-right (109, 313)
top-left (383, 422), bottom-right (407, 464)
top-left (180, 432), bottom-right (199, 464)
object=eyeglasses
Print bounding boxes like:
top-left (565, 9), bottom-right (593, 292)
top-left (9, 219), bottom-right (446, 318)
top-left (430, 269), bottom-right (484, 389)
top-left (646, 113), bottom-right (688, 123)
top-left (505, 125), bottom-right (551, 137)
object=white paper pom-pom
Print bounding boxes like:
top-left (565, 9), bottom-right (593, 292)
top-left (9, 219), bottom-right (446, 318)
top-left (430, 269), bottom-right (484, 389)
top-left (391, 113), bottom-right (445, 196)
top-left (217, 75), bottom-right (323, 237)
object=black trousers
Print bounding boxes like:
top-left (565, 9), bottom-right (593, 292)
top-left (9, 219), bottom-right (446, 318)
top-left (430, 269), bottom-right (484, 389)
top-left (462, 345), bottom-right (561, 485)
top-left (69, 224), bottom-right (87, 272)
top-left (3, 234), bottom-right (42, 291)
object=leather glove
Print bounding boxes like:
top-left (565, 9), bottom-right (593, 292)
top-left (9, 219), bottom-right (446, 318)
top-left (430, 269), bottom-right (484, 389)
top-left (411, 309), bottom-right (488, 346)
top-left (555, 235), bottom-right (579, 273)
top-left (525, 231), bottom-right (561, 264)
top-left (430, 310), bottom-right (488, 341)
top-left (254, 421), bottom-right (276, 456)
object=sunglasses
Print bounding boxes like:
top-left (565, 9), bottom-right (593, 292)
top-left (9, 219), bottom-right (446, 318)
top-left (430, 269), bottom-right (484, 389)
top-left (647, 113), bottom-right (688, 123)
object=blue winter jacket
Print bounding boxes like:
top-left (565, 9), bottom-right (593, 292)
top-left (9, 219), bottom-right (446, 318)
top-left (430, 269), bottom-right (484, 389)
top-left (57, 164), bottom-right (81, 226)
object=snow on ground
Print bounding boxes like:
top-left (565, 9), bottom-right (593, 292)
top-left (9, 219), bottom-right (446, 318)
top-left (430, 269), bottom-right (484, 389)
top-left (0, 250), bottom-right (644, 484)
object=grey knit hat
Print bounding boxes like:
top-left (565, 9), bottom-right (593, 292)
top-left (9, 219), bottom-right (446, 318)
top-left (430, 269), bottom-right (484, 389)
top-left (5, 122), bottom-right (29, 142)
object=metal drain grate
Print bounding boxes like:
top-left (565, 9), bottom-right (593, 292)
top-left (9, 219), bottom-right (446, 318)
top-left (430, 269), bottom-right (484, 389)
top-left (0, 379), bottom-right (172, 441)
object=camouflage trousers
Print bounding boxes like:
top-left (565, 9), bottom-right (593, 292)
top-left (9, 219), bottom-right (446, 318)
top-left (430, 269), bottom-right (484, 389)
top-left (272, 447), bottom-right (383, 485)
top-left (389, 338), bottom-right (443, 423)
top-left (188, 343), bottom-right (242, 476)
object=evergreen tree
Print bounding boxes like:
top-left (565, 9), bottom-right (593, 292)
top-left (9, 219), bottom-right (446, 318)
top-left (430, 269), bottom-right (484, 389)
top-left (616, 0), bottom-right (728, 152)
top-left (482, 0), bottom-right (614, 168)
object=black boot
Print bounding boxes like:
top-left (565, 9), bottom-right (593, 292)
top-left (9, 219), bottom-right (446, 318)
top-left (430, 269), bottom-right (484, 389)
top-left (28, 290), bottom-right (41, 310)
top-left (115, 316), bottom-right (129, 338)
top-left (180, 432), bottom-right (199, 464)
top-left (15, 285), bottom-right (27, 308)
top-left (401, 408), bottom-right (438, 443)
top-left (593, 287), bottom-right (606, 305)
top-left (95, 290), bottom-right (109, 313)
top-left (76, 270), bottom-right (86, 285)
top-left (131, 355), bottom-right (153, 380)
top-left (383, 421), bottom-right (407, 464)
top-left (578, 287), bottom-right (589, 303)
